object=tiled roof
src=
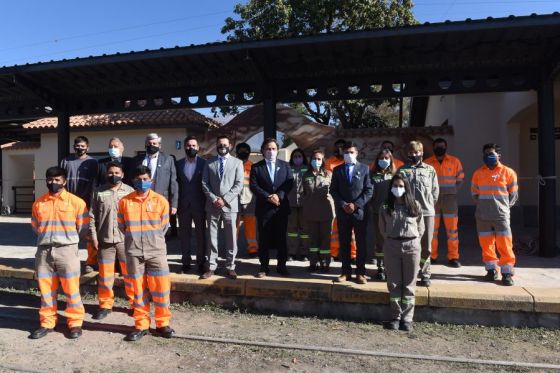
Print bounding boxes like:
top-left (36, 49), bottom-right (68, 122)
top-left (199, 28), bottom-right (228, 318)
top-left (0, 141), bottom-right (41, 150)
top-left (22, 108), bottom-right (220, 130)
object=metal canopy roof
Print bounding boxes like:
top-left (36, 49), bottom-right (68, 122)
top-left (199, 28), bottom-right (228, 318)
top-left (1, 13), bottom-right (560, 123)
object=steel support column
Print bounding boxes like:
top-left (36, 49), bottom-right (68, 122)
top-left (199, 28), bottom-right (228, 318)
top-left (57, 109), bottom-right (70, 164)
top-left (537, 72), bottom-right (558, 257)
top-left (263, 97), bottom-right (277, 141)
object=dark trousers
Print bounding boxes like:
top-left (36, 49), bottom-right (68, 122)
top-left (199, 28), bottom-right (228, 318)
top-left (178, 209), bottom-right (206, 267)
top-left (257, 212), bottom-right (288, 269)
top-left (337, 211), bottom-right (368, 276)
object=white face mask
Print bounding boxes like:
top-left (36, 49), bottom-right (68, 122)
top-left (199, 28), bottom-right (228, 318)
top-left (391, 186), bottom-right (406, 198)
top-left (108, 148), bottom-right (120, 158)
top-left (264, 150), bottom-right (277, 161)
top-left (343, 153), bottom-right (357, 164)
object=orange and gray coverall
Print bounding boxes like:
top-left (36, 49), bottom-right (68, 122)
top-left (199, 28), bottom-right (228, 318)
top-left (118, 189), bottom-right (171, 330)
top-left (325, 156), bottom-right (357, 259)
top-left (31, 190), bottom-right (88, 329)
top-left (471, 162), bottom-right (518, 274)
top-left (89, 182), bottom-right (135, 310)
top-left (237, 160), bottom-right (258, 255)
top-left (425, 154), bottom-right (464, 261)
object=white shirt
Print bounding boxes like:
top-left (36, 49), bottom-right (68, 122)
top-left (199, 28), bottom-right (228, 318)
top-left (142, 153), bottom-right (158, 179)
top-left (183, 156), bottom-right (197, 181)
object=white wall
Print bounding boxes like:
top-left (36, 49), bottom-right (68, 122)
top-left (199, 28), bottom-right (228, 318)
top-left (1, 150), bottom-right (35, 208)
top-left (425, 89), bottom-right (560, 207)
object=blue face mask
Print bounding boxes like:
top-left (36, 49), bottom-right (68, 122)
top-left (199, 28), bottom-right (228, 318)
top-left (377, 159), bottom-right (390, 170)
top-left (108, 148), bottom-right (120, 158)
top-left (310, 159), bottom-right (322, 170)
top-left (484, 154), bottom-right (498, 167)
top-left (133, 180), bottom-right (152, 192)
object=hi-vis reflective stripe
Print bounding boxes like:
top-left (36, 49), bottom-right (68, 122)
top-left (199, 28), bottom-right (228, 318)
top-left (147, 270), bottom-right (170, 277)
top-left (319, 250), bottom-right (331, 254)
top-left (287, 232), bottom-right (298, 237)
top-left (485, 261), bottom-right (498, 270)
top-left (401, 297), bottom-right (415, 305)
top-left (375, 253), bottom-right (384, 258)
top-left (300, 234), bottom-right (310, 239)
top-left (420, 258), bottom-right (430, 264)
top-left (390, 297), bottom-right (401, 303)
top-left (309, 247), bottom-right (319, 252)
top-left (151, 290), bottom-right (170, 298)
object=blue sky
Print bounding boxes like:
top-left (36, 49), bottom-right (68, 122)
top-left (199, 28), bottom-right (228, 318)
top-left (0, 0), bottom-right (558, 68)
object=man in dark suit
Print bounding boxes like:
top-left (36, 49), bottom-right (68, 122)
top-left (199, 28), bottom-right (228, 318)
top-left (97, 137), bottom-right (134, 186)
top-left (330, 141), bottom-right (374, 284)
top-left (250, 138), bottom-right (294, 277)
top-left (132, 133), bottom-right (179, 222)
top-left (175, 136), bottom-right (207, 274)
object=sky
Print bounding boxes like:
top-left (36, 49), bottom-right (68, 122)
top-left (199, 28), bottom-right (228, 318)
top-left (1, 0), bottom-right (558, 68)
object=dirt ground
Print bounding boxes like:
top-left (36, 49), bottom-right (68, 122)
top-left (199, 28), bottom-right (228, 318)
top-left (0, 290), bottom-right (559, 373)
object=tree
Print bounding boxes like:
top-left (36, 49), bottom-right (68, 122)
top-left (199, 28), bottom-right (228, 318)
top-left (216, 0), bottom-right (417, 128)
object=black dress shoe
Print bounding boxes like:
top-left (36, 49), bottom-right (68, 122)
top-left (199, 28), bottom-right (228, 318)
top-left (156, 326), bottom-right (175, 338)
top-left (448, 259), bottom-right (461, 268)
top-left (29, 327), bottom-right (53, 339)
top-left (68, 327), bottom-right (82, 339)
top-left (93, 308), bottom-right (111, 320)
top-left (125, 329), bottom-right (149, 341)
top-left (383, 320), bottom-right (400, 330)
top-left (399, 321), bottom-right (414, 332)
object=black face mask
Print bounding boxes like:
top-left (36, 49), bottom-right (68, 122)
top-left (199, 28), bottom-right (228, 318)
top-left (185, 148), bottom-right (198, 158)
top-left (46, 182), bottom-right (64, 193)
top-left (408, 155), bottom-right (422, 164)
top-left (217, 145), bottom-right (230, 156)
top-left (74, 147), bottom-right (87, 157)
top-left (237, 150), bottom-right (250, 161)
top-left (433, 147), bottom-right (447, 157)
top-left (107, 175), bottom-right (122, 185)
top-left (146, 145), bottom-right (159, 155)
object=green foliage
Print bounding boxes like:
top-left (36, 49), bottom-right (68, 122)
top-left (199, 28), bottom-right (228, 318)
top-left (217, 1), bottom-right (416, 128)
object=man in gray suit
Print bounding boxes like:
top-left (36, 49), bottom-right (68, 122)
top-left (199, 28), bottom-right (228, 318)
top-left (201, 135), bottom-right (244, 280)
top-left (176, 136), bottom-right (207, 274)
top-left (132, 133), bottom-right (179, 219)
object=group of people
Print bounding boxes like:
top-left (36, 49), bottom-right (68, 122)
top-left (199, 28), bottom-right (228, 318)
top-left (29, 131), bottom-right (519, 337)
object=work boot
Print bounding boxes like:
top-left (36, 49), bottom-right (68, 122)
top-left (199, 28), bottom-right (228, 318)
top-left (29, 327), bottom-right (53, 339)
top-left (335, 274), bottom-right (351, 283)
top-left (68, 327), bottom-right (82, 339)
top-left (256, 266), bottom-right (269, 278)
top-left (375, 267), bottom-right (386, 281)
top-left (399, 321), bottom-right (414, 332)
top-left (420, 277), bottom-right (431, 287)
top-left (430, 257), bottom-right (438, 264)
top-left (501, 273), bottom-right (514, 286)
top-left (156, 326), bottom-right (176, 338)
top-left (125, 329), bottom-right (149, 342)
top-left (93, 308), bottom-right (111, 320)
top-left (448, 259), bottom-right (461, 268)
top-left (356, 275), bottom-right (367, 285)
top-left (383, 320), bottom-right (399, 330)
top-left (484, 269), bottom-right (499, 281)
top-left (199, 270), bottom-right (214, 280)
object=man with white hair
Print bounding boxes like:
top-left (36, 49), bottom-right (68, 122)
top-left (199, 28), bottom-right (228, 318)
top-left (97, 137), bottom-right (134, 186)
top-left (133, 133), bottom-right (178, 222)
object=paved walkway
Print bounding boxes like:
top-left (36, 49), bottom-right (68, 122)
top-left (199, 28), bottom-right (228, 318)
top-left (1, 215), bottom-right (558, 288)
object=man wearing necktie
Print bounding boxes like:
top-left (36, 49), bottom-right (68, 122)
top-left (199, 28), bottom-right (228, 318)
top-left (250, 138), bottom-right (294, 277)
top-left (201, 135), bottom-right (244, 280)
top-left (330, 141), bottom-right (374, 284)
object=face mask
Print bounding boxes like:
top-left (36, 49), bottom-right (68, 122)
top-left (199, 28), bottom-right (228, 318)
top-left (391, 186), bottom-right (406, 198)
top-left (133, 180), bottom-right (152, 192)
top-left (293, 157), bottom-right (303, 166)
top-left (408, 155), bottom-right (422, 164)
top-left (344, 153), bottom-right (356, 164)
top-left (107, 175), bottom-right (122, 185)
top-left (433, 147), bottom-right (446, 157)
top-left (46, 182), bottom-right (64, 194)
top-left (377, 159), bottom-right (390, 169)
top-left (237, 150), bottom-right (250, 160)
top-left (310, 159), bottom-right (322, 170)
top-left (108, 148), bottom-right (120, 158)
top-left (146, 145), bottom-right (159, 155)
top-left (484, 154), bottom-right (498, 167)
top-left (185, 148), bottom-right (198, 158)
top-left (264, 150), bottom-right (277, 161)
top-left (217, 145), bottom-right (230, 156)
top-left (74, 147), bottom-right (87, 157)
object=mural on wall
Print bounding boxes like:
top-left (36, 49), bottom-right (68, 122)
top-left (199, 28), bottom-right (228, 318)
top-left (199, 104), bottom-right (453, 164)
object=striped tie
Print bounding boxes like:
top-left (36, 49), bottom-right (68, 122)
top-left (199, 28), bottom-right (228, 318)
top-left (219, 157), bottom-right (224, 179)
